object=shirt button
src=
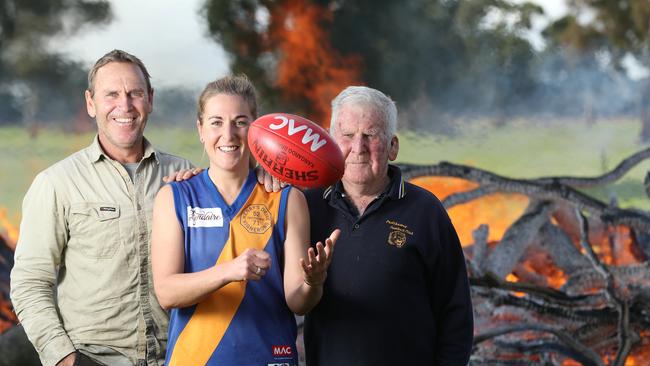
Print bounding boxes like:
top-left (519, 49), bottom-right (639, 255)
top-left (353, 224), bottom-right (360, 230)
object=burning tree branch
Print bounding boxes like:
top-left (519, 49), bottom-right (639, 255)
top-left (442, 184), bottom-right (500, 208)
top-left (397, 161), bottom-right (650, 232)
top-left (404, 146), bottom-right (650, 364)
top-left (401, 146), bottom-right (650, 188)
top-left (474, 324), bottom-right (604, 366)
top-left (536, 146), bottom-right (650, 188)
top-left (575, 209), bottom-right (639, 366)
top-left (471, 272), bottom-right (596, 307)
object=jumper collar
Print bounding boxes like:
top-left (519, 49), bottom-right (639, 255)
top-left (323, 164), bottom-right (406, 201)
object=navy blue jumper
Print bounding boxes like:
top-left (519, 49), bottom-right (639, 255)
top-left (304, 165), bottom-right (473, 366)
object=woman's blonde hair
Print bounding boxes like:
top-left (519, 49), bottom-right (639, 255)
top-left (197, 74), bottom-right (258, 124)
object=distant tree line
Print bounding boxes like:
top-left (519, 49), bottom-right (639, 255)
top-left (2, 0), bottom-right (650, 139)
top-left (0, 0), bottom-right (111, 128)
top-left (202, 0), bottom-right (650, 138)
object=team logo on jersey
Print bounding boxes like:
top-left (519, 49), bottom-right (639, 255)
top-left (386, 219), bottom-right (413, 248)
top-left (187, 206), bottom-right (224, 227)
top-left (241, 204), bottom-right (272, 234)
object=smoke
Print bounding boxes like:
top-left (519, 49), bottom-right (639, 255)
top-left (0, 66), bottom-right (200, 130)
top-left (420, 47), bottom-right (640, 122)
top-left (149, 87), bottom-right (200, 127)
top-left (0, 51), bottom-right (89, 128)
top-left (0, 91), bottom-right (21, 125)
top-left (319, 0), bottom-right (642, 134)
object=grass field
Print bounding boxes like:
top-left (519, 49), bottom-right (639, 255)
top-left (2, 118), bottom-right (650, 232)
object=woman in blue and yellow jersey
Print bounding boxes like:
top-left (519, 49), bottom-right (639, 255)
top-left (151, 75), bottom-right (339, 366)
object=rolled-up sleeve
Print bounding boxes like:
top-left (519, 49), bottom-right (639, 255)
top-left (10, 172), bottom-right (75, 366)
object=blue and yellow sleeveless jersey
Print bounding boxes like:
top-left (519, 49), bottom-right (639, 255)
top-left (166, 169), bottom-right (297, 366)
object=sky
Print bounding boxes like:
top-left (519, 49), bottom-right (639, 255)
top-left (52, 0), bottom-right (229, 89)
top-left (51, 0), bottom-right (569, 89)
top-left (511, 0), bottom-right (568, 50)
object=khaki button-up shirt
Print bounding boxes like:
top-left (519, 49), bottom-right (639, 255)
top-left (10, 136), bottom-right (193, 366)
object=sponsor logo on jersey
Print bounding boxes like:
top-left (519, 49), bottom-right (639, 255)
top-left (271, 345), bottom-right (293, 357)
top-left (241, 204), bottom-right (272, 234)
top-left (187, 206), bottom-right (224, 227)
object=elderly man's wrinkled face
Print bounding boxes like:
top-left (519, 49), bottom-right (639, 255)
top-left (333, 103), bottom-right (398, 188)
top-left (85, 62), bottom-right (153, 160)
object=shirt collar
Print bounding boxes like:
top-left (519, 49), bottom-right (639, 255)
top-left (89, 135), bottom-right (159, 164)
top-left (323, 164), bottom-right (407, 201)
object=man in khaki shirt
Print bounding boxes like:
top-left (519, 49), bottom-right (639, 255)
top-left (10, 50), bottom-right (193, 366)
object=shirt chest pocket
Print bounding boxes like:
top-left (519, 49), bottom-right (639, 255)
top-left (68, 202), bottom-right (121, 259)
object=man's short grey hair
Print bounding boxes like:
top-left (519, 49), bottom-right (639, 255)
top-left (87, 49), bottom-right (152, 96)
top-left (330, 86), bottom-right (398, 142)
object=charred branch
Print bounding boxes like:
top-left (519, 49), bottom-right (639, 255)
top-left (488, 291), bottom-right (616, 323)
top-left (469, 357), bottom-right (552, 366)
top-left (534, 146), bottom-right (650, 188)
top-left (630, 228), bottom-right (650, 259)
top-left (496, 339), bottom-right (599, 366)
top-left (442, 184), bottom-right (500, 208)
top-left (537, 222), bottom-right (591, 273)
top-left (397, 161), bottom-right (650, 231)
top-left (399, 147), bottom-right (650, 364)
top-left (575, 209), bottom-right (638, 366)
top-left (482, 201), bottom-right (553, 278)
top-left (470, 272), bottom-right (594, 306)
top-left (473, 324), bottom-right (604, 366)
top-left (468, 225), bottom-right (489, 275)
top-left (400, 146), bottom-right (650, 189)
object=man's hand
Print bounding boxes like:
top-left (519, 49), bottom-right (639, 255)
top-left (56, 351), bottom-right (76, 366)
top-left (163, 168), bottom-right (203, 183)
top-left (254, 165), bottom-right (287, 192)
top-left (301, 229), bottom-right (340, 287)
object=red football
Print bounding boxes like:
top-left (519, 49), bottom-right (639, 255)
top-left (248, 113), bottom-right (344, 188)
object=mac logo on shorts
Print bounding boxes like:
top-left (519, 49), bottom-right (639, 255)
top-left (187, 206), bottom-right (223, 227)
top-left (271, 345), bottom-right (293, 357)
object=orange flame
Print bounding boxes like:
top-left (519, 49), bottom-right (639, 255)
top-left (516, 247), bottom-right (568, 289)
top-left (505, 273), bottom-right (527, 297)
top-left (597, 225), bottom-right (642, 266)
top-left (410, 176), bottom-right (529, 245)
top-left (270, 0), bottom-right (362, 126)
top-left (0, 303), bottom-right (17, 333)
top-left (562, 360), bottom-right (581, 366)
top-left (0, 207), bottom-right (18, 332)
top-left (626, 331), bottom-right (650, 365)
top-left (0, 208), bottom-right (18, 251)
top-left (412, 177), bottom-right (649, 364)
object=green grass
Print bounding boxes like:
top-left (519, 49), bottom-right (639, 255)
top-left (397, 118), bottom-right (650, 210)
top-left (1, 118), bottom-right (649, 228)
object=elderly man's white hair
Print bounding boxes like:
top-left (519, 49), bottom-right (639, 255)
top-left (330, 86), bottom-right (398, 144)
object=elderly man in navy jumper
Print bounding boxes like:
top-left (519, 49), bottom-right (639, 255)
top-left (261, 86), bottom-right (474, 365)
